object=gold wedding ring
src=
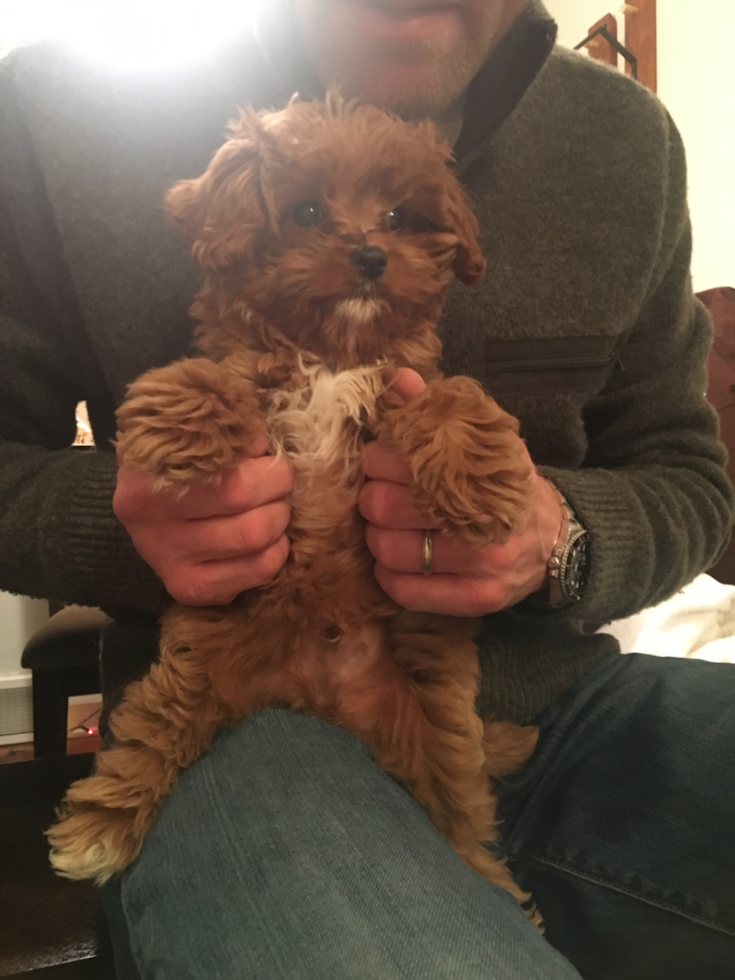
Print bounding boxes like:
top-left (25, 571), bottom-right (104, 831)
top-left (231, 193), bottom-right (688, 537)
top-left (421, 530), bottom-right (433, 576)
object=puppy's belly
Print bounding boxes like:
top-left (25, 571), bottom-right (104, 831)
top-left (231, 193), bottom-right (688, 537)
top-left (276, 621), bottom-right (399, 720)
top-left (259, 362), bottom-right (399, 720)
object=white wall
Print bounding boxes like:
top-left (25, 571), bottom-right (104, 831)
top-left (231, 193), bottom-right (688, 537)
top-left (547, 0), bottom-right (622, 49)
top-left (657, 3), bottom-right (735, 291)
top-left (546, 0), bottom-right (735, 291)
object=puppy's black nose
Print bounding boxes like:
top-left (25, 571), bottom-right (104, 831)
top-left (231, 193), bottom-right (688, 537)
top-left (350, 245), bottom-right (387, 280)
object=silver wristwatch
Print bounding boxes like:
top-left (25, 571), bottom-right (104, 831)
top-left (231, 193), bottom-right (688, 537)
top-left (546, 487), bottom-right (590, 608)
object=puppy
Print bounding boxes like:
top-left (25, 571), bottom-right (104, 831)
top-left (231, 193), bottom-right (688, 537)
top-left (48, 96), bottom-right (540, 926)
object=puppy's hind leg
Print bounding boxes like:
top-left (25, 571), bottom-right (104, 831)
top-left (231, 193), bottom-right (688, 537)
top-left (483, 719), bottom-right (539, 780)
top-left (47, 613), bottom-right (230, 884)
top-left (481, 719), bottom-right (542, 928)
top-left (374, 617), bottom-right (540, 927)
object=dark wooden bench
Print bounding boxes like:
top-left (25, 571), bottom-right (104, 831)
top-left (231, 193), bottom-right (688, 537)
top-left (20, 607), bottom-right (109, 759)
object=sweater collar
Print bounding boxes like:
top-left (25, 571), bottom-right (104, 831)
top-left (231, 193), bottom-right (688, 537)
top-left (251, 0), bottom-right (557, 158)
top-left (454, 0), bottom-right (557, 158)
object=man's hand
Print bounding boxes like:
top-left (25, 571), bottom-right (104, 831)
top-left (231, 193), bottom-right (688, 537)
top-left (359, 369), bottom-right (562, 617)
top-left (113, 432), bottom-right (293, 605)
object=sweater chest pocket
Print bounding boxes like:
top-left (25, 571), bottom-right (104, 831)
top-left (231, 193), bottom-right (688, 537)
top-left (483, 336), bottom-right (619, 398)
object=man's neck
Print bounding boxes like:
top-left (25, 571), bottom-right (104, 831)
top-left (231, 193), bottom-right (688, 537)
top-left (430, 94), bottom-right (467, 149)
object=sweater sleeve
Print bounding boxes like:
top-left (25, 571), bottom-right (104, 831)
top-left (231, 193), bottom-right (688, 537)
top-left (0, 440), bottom-right (167, 613)
top-left (541, 116), bottom-right (734, 624)
top-left (0, 57), bottom-right (167, 612)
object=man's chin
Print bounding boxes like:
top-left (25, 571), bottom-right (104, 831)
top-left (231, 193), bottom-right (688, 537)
top-left (335, 61), bottom-right (467, 118)
top-left (295, 0), bottom-right (525, 119)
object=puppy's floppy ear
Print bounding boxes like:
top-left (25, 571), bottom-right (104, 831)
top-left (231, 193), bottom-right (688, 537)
top-left (164, 109), bottom-right (278, 271)
top-left (442, 179), bottom-right (486, 285)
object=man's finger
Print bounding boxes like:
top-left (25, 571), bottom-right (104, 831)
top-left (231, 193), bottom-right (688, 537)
top-left (166, 535), bottom-right (290, 606)
top-left (182, 501), bottom-right (292, 561)
top-left (359, 480), bottom-right (441, 530)
top-left (365, 525), bottom-right (498, 576)
top-left (391, 367), bottom-right (427, 402)
top-left (164, 456), bottom-right (294, 519)
top-left (361, 441), bottom-right (412, 483)
top-left (243, 431), bottom-right (270, 458)
top-left (373, 563), bottom-right (506, 618)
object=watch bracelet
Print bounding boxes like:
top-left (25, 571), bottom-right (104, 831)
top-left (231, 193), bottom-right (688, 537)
top-left (546, 486), bottom-right (589, 607)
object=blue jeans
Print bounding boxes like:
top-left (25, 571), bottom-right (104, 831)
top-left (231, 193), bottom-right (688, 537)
top-left (102, 654), bottom-right (735, 979)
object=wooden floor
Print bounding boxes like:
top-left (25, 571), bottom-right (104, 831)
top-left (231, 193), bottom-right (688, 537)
top-left (0, 733), bottom-right (103, 764)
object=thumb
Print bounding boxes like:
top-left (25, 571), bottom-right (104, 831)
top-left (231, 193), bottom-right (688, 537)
top-left (392, 367), bottom-right (427, 402)
top-left (244, 430), bottom-right (270, 458)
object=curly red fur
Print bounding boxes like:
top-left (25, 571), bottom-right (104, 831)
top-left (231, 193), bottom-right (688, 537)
top-left (48, 96), bottom-right (540, 928)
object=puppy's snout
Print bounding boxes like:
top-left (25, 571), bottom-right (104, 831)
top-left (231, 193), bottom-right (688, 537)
top-left (350, 245), bottom-right (387, 280)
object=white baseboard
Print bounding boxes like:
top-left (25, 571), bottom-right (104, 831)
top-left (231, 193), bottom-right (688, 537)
top-left (0, 731), bottom-right (33, 746)
top-left (0, 673), bottom-right (32, 690)
top-left (0, 680), bottom-right (33, 738)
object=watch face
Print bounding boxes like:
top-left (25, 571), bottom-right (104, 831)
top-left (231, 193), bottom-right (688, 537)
top-left (562, 530), bottom-right (590, 602)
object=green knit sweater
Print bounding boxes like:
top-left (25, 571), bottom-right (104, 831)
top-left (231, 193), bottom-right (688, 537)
top-left (0, 2), bottom-right (731, 723)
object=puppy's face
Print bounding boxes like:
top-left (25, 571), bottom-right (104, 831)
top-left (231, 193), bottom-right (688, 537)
top-left (166, 97), bottom-right (484, 369)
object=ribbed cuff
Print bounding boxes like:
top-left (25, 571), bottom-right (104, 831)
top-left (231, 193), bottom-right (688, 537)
top-left (539, 465), bottom-right (662, 624)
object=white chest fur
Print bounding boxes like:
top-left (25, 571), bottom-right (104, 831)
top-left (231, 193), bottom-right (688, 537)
top-left (264, 359), bottom-right (387, 490)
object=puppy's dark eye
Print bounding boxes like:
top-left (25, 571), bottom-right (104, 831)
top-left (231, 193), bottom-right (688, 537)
top-left (293, 200), bottom-right (326, 227)
top-left (385, 206), bottom-right (406, 231)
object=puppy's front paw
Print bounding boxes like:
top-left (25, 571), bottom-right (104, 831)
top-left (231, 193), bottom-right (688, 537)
top-left (378, 377), bottom-right (533, 546)
top-left (116, 358), bottom-right (263, 485)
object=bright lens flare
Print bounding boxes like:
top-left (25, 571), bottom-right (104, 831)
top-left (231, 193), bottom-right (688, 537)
top-left (0, 1), bottom-right (260, 69)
